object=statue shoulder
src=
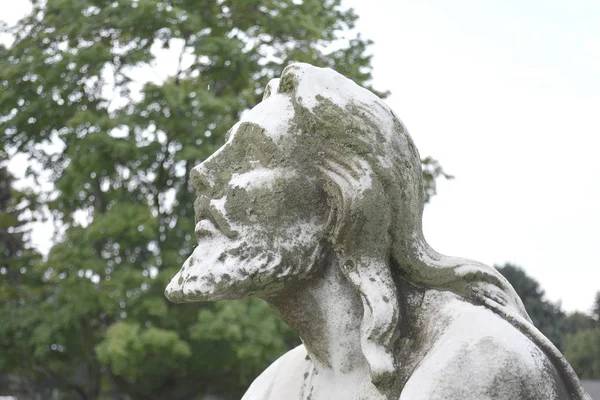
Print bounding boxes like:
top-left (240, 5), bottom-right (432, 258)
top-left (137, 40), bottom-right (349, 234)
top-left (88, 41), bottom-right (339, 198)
top-left (401, 299), bottom-right (569, 400)
top-left (242, 345), bottom-right (312, 400)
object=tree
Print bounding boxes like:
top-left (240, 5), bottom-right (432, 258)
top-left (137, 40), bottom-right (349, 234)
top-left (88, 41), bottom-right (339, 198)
top-left (563, 311), bottom-right (596, 336)
top-left (562, 292), bottom-right (600, 379)
top-left (563, 328), bottom-right (600, 379)
top-left (1, 1), bottom-right (449, 398)
top-left (563, 291), bottom-right (600, 379)
top-left (421, 156), bottom-right (453, 203)
top-left (496, 263), bottom-right (567, 349)
top-left (496, 264), bottom-right (600, 378)
top-left (0, 164), bottom-right (46, 398)
top-left (593, 291), bottom-right (600, 324)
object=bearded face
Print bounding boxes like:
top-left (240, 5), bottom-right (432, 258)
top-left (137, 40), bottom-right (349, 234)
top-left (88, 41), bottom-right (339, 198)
top-left (165, 86), bottom-right (330, 302)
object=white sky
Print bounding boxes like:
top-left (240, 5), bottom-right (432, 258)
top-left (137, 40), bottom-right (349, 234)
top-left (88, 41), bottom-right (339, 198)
top-left (344, 0), bottom-right (600, 313)
top-left (2, 0), bottom-right (599, 313)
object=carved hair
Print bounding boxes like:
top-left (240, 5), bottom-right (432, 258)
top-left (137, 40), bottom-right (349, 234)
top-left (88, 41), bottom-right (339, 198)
top-left (268, 63), bottom-right (589, 398)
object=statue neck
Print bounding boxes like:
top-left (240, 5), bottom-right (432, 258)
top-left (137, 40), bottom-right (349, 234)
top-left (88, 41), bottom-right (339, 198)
top-left (265, 257), bottom-right (369, 376)
top-left (262, 254), bottom-right (434, 399)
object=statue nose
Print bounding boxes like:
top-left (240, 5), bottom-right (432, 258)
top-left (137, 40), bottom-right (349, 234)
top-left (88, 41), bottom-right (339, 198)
top-left (190, 164), bottom-right (216, 195)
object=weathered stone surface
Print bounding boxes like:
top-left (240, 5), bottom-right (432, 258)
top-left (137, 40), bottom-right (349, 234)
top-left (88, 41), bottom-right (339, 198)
top-left (165, 63), bottom-right (591, 400)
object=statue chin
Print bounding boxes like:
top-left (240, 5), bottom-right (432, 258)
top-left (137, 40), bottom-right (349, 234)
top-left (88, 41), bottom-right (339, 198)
top-left (165, 274), bottom-right (248, 303)
top-left (165, 233), bottom-right (285, 303)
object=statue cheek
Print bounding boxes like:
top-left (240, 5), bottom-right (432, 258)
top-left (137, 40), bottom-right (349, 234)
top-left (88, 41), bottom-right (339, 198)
top-left (222, 188), bottom-right (253, 225)
top-left (226, 175), bottom-right (325, 229)
top-left (247, 190), bottom-right (288, 224)
top-left (223, 184), bottom-right (285, 227)
top-left (281, 178), bottom-right (327, 219)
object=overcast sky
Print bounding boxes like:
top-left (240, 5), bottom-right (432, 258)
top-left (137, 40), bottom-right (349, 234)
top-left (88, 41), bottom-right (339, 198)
top-left (343, 0), bottom-right (600, 313)
top-left (2, 0), bottom-right (599, 312)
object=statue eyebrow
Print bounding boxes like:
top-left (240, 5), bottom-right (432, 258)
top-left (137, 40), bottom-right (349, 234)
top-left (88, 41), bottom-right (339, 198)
top-left (235, 134), bottom-right (276, 160)
top-left (246, 144), bottom-right (275, 164)
top-left (227, 122), bottom-right (278, 162)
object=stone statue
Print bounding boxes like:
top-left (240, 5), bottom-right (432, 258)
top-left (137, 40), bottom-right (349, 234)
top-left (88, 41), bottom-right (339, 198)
top-left (165, 63), bottom-right (591, 400)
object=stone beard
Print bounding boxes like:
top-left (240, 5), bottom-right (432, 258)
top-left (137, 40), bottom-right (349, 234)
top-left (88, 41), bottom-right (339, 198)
top-left (165, 63), bottom-right (591, 400)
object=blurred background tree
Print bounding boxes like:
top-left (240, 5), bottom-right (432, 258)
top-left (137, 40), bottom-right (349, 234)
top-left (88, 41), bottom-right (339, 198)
top-left (0, 0), bottom-right (452, 399)
top-left (563, 328), bottom-right (600, 380)
top-left (496, 263), bottom-right (600, 380)
top-left (0, 163), bottom-right (46, 398)
top-left (496, 263), bottom-right (568, 349)
top-left (563, 292), bottom-right (600, 380)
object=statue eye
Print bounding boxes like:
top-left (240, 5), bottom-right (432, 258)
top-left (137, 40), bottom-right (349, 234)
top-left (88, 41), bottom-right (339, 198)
top-left (245, 142), bottom-right (273, 162)
top-left (231, 126), bottom-right (277, 162)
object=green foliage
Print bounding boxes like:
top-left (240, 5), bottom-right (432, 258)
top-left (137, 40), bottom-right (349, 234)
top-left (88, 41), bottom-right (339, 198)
top-left (496, 263), bottom-right (567, 349)
top-left (0, 165), bottom-right (46, 395)
top-left (96, 322), bottom-right (191, 381)
top-left (1, 1), bottom-right (448, 398)
top-left (593, 291), bottom-right (600, 324)
top-left (421, 156), bottom-right (453, 204)
top-left (188, 299), bottom-right (299, 391)
top-left (496, 263), bottom-right (600, 370)
top-left (563, 328), bottom-right (600, 379)
top-left (563, 311), bottom-right (597, 336)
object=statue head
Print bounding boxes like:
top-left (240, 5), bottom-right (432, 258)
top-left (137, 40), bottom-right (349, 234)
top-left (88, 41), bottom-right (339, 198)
top-left (165, 63), bottom-right (425, 298)
top-left (165, 63), bottom-right (530, 387)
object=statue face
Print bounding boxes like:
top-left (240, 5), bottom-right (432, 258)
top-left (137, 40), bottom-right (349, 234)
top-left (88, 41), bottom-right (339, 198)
top-left (165, 91), bottom-right (329, 302)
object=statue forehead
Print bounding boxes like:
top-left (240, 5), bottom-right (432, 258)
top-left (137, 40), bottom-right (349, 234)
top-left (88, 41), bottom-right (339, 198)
top-left (222, 62), bottom-right (395, 154)
top-left (232, 91), bottom-right (296, 143)
top-left (192, 93), bottom-right (301, 187)
top-left (194, 94), bottom-right (296, 180)
top-left (200, 62), bottom-right (399, 175)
